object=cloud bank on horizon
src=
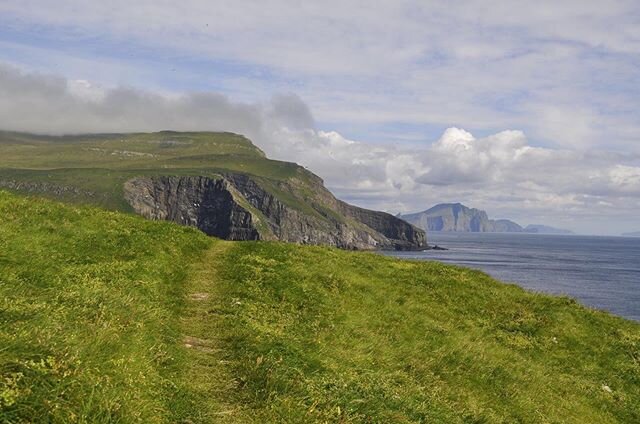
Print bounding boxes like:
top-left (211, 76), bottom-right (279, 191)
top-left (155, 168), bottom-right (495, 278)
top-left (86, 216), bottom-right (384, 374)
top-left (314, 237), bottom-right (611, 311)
top-left (0, 1), bottom-right (639, 234)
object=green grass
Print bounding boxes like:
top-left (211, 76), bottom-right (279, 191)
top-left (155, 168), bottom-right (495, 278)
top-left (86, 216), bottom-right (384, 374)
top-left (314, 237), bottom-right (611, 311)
top-left (1, 190), bottom-right (640, 423)
top-left (0, 191), bottom-right (211, 422)
top-left (189, 242), bottom-right (640, 423)
top-left (0, 131), bottom-right (266, 169)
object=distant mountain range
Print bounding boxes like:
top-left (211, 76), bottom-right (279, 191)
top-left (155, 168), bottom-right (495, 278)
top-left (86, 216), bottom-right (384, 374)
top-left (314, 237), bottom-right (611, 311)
top-left (399, 203), bottom-right (573, 234)
top-left (622, 231), bottom-right (640, 237)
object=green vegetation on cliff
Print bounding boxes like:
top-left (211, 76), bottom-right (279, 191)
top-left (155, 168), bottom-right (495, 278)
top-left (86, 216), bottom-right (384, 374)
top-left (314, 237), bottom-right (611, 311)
top-left (0, 131), bottom-right (307, 211)
top-left (0, 130), bottom-right (348, 231)
top-left (0, 131), bottom-right (426, 250)
top-left (1, 191), bottom-right (639, 423)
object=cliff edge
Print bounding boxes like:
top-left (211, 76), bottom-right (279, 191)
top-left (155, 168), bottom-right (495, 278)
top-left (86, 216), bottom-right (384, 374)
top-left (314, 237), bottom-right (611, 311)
top-left (0, 130), bottom-right (426, 250)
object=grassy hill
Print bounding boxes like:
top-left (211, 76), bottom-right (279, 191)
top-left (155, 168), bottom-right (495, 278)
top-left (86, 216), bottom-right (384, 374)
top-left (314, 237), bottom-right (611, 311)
top-left (0, 131), bottom-right (426, 250)
top-left (0, 131), bottom-right (306, 211)
top-left (1, 190), bottom-right (639, 423)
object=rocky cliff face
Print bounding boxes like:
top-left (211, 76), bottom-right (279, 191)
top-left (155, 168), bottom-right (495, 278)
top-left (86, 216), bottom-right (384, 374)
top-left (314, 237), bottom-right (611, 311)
top-left (339, 202), bottom-right (427, 250)
top-left (401, 203), bottom-right (523, 233)
top-left (124, 174), bottom-right (426, 250)
top-left (124, 176), bottom-right (259, 240)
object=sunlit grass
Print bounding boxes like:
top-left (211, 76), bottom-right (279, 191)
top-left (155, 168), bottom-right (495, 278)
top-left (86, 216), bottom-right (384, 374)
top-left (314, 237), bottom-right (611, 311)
top-left (1, 190), bottom-right (639, 422)
top-left (195, 242), bottom-right (640, 422)
top-left (0, 191), bottom-right (210, 422)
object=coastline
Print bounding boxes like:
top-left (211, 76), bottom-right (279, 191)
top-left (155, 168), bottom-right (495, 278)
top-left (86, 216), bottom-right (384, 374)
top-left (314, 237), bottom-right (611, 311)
top-left (385, 231), bottom-right (640, 322)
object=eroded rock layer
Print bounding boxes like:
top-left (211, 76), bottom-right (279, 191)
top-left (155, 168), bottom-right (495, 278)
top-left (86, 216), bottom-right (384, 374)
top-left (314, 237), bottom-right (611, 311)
top-left (124, 175), bottom-right (426, 250)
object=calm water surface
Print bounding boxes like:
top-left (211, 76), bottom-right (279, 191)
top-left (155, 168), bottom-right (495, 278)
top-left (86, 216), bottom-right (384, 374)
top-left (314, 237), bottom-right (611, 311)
top-left (385, 233), bottom-right (640, 321)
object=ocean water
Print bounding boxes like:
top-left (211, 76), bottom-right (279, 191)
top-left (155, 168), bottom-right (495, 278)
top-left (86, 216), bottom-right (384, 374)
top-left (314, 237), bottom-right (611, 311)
top-left (385, 232), bottom-right (640, 321)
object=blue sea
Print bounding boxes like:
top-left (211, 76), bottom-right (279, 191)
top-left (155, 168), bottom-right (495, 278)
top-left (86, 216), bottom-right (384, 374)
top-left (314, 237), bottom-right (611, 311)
top-left (385, 232), bottom-right (640, 321)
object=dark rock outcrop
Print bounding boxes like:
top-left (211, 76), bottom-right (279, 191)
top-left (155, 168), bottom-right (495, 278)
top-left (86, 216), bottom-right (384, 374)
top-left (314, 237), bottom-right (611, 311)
top-left (124, 176), bottom-right (259, 240)
top-left (338, 202), bottom-right (427, 250)
top-left (124, 174), bottom-right (426, 251)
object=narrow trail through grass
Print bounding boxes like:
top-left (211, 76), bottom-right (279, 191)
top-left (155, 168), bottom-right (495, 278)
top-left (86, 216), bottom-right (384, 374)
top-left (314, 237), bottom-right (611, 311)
top-left (173, 241), bottom-right (252, 423)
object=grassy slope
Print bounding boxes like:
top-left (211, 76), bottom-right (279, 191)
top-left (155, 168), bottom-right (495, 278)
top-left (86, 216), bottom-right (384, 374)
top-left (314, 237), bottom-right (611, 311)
top-left (0, 131), bottom-right (327, 217)
top-left (0, 191), bottom-right (211, 422)
top-left (193, 243), bottom-right (640, 423)
top-left (1, 191), bottom-right (640, 423)
top-left (0, 131), bottom-right (267, 169)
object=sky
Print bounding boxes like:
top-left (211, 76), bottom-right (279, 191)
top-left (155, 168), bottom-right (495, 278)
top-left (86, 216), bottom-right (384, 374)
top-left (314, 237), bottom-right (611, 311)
top-left (0, 0), bottom-right (639, 234)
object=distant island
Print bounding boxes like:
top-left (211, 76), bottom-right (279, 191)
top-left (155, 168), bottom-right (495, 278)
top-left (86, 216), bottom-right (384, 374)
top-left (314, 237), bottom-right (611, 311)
top-left (622, 231), bottom-right (640, 237)
top-left (399, 203), bottom-right (573, 234)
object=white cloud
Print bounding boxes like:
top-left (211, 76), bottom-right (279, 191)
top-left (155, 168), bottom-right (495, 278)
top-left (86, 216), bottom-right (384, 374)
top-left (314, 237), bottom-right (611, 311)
top-left (67, 79), bottom-right (106, 101)
top-left (608, 165), bottom-right (640, 194)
